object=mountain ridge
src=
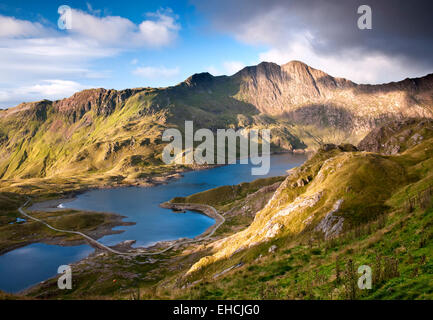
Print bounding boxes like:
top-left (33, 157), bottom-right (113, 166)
top-left (2, 60), bottom-right (433, 113)
top-left (0, 60), bottom-right (432, 183)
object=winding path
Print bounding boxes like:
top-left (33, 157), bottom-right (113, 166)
top-left (18, 199), bottom-right (224, 257)
top-left (18, 199), bottom-right (133, 255)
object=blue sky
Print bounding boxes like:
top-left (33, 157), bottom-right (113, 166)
top-left (0, 0), bottom-right (265, 107)
top-left (1, 0), bottom-right (432, 108)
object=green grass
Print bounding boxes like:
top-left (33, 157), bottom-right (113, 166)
top-left (169, 202), bottom-right (433, 300)
top-left (161, 121), bottom-right (433, 300)
top-left (171, 175), bottom-right (284, 210)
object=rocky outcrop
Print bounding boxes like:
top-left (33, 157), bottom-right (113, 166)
top-left (182, 72), bottom-right (216, 89)
top-left (0, 100), bottom-right (51, 120)
top-left (358, 118), bottom-right (433, 154)
top-left (54, 88), bottom-right (145, 120)
top-left (233, 61), bottom-right (433, 138)
top-left (262, 192), bottom-right (323, 230)
top-left (315, 199), bottom-right (344, 239)
top-left (233, 61), bottom-right (355, 115)
top-left (224, 181), bottom-right (282, 218)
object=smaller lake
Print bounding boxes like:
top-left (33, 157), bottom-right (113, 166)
top-left (0, 243), bottom-right (93, 293)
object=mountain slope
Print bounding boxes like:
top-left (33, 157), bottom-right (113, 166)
top-left (0, 88), bottom-right (169, 182)
top-left (0, 61), bottom-right (432, 184)
top-left (172, 119), bottom-right (433, 299)
top-left (234, 61), bottom-right (433, 140)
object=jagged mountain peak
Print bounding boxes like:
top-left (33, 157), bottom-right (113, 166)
top-left (282, 60), bottom-right (328, 79)
top-left (233, 60), bottom-right (354, 89)
top-left (234, 61), bottom-right (281, 78)
top-left (282, 60), bottom-right (308, 67)
top-left (233, 60), bottom-right (345, 90)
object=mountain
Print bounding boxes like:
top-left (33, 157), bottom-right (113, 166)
top-left (0, 61), bottom-right (432, 186)
top-left (233, 61), bottom-right (433, 139)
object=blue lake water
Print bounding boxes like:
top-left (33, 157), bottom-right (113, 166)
top-left (62, 153), bottom-right (307, 247)
top-left (0, 153), bottom-right (307, 293)
top-left (0, 243), bottom-right (93, 293)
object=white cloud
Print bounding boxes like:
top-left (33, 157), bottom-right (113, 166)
top-left (197, 3), bottom-right (430, 84)
top-left (24, 80), bottom-right (85, 97)
top-left (135, 10), bottom-right (180, 47)
top-left (258, 33), bottom-right (426, 84)
top-left (222, 61), bottom-right (245, 75)
top-left (133, 66), bottom-right (180, 78)
top-left (0, 8), bottom-right (181, 108)
top-left (68, 8), bottom-right (180, 47)
top-left (206, 61), bottom-right (246, 76)
top-left (0, 36), bottom-right (116, 87)
top-left (86, 2), bottom-right (102, 16)
top-left (205, 65), bottom-right (220, 76)
top-left (221, 13), bottom-right (427, 83)
top-left (0, 80), bottom-right (87, 107)
top-left (0, 15), bottom-right (48, 38)
top-left (224, 7), bottom-right (294, 48)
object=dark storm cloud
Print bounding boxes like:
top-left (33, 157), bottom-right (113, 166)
top-left (191, 0), bottom-right (433, 67)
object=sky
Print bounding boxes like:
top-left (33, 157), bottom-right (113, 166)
top-left (0, 0), bottom-right (432, 108)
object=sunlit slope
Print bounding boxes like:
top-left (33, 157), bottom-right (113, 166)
top-left (187, 119), bottom-right (433, 275)
top-left (0, 90), bottom-right (170, 181)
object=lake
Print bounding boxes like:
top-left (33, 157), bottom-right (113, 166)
top-left (0, 153), bottom-right (307, 293)
top-left (0, 243), bottom-right (93, 293)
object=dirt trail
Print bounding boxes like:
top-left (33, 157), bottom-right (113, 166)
top-left (18, 199), bottom-right (224, 256)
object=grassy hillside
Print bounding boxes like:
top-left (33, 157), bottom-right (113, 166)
top-left (1, 60), bottom-right (433, 300)
top-left (0, 90), bottom-right (169, 181)
top-left (153, 119), bottom-right (433, 299)
top-left (171, 175), bottom-right (284, 210)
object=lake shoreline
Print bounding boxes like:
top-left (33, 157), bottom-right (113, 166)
top-left (0, 206), bottom-right (134, 256)
top-left (19, 192), bottom-right (224, 255)
top-left (1, 152), bottom-right (308, 295)
top-left (24, 150), bottom-right (306, 211)
top-left (6, 165), bottom-right (224, 258)
top-left (160, 202), bottom-right (224, 239)
top-left (12, 150), bottom-right (306, 256)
